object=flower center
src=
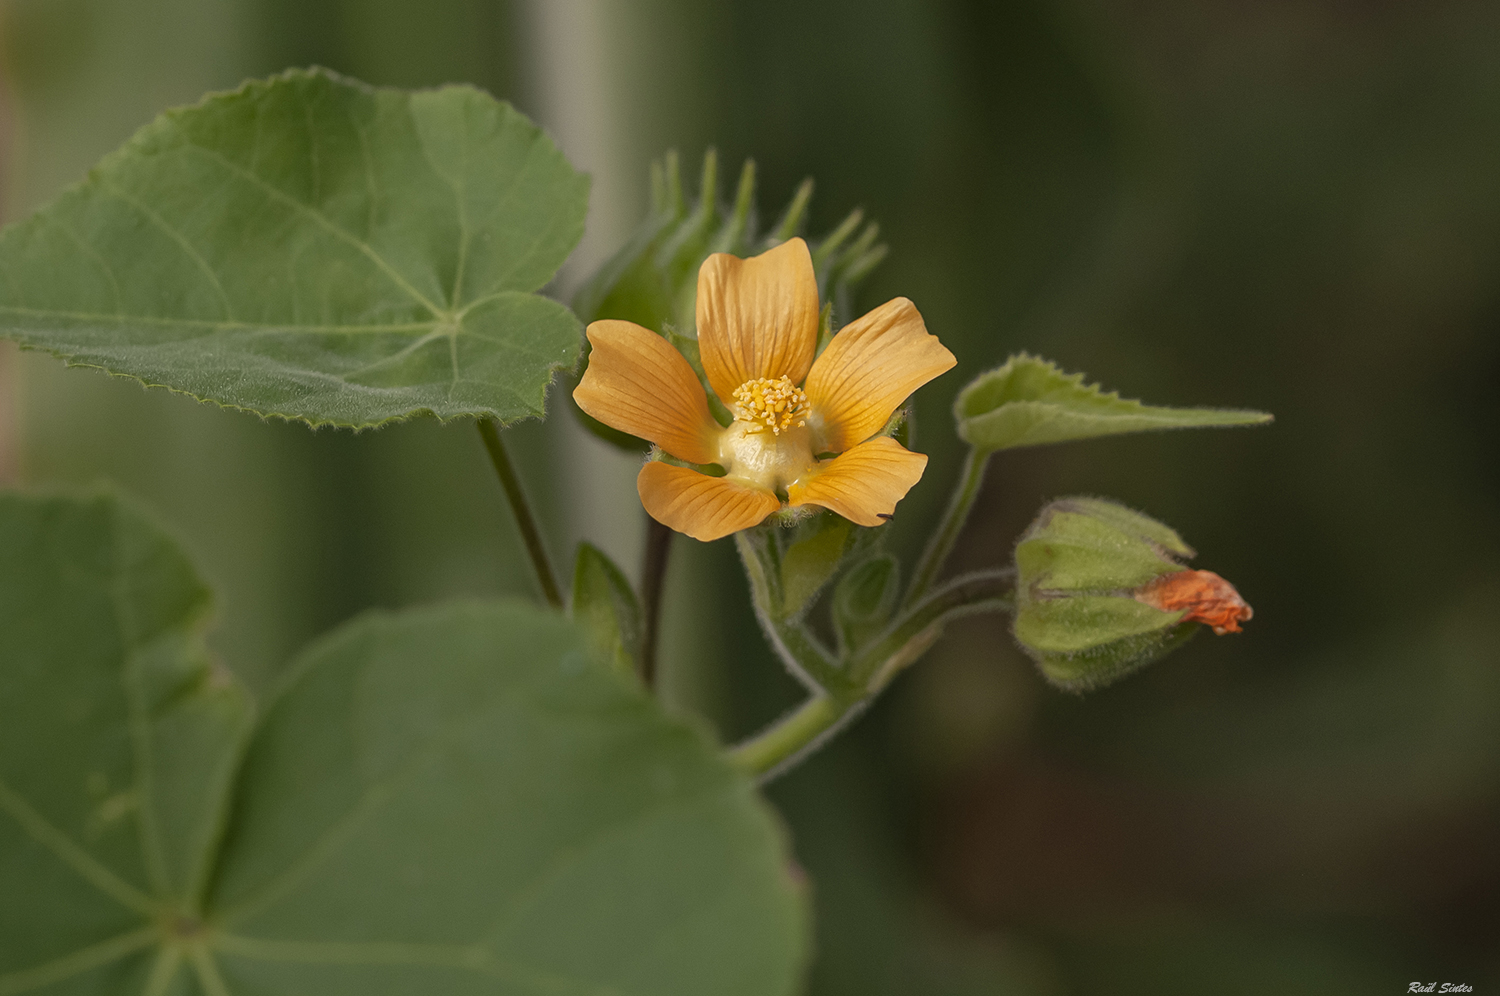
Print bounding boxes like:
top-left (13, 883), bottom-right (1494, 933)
top-left (731, 376), bottom-right (809, 435)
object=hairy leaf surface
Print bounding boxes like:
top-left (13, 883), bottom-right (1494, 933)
top-left (0, 69), bottom-right (589, 428)
top-left (956, 354), bottom-right (1271, 453)
top-left (0, 492), bottom-right (807, 995)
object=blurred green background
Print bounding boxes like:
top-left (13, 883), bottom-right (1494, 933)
top-left (2, 0), bottom-right (1496, 992)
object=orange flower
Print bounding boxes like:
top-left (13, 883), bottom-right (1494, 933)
top-left (574, 238), bottom-right (955, 541)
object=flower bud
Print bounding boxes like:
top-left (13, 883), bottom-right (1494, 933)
top-left (1013, 497), bottom-right (1251, 691)
top-left (832, 554), bottom-right (900, 653)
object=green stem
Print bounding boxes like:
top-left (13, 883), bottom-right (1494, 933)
top-left (477, 418), bottom-right (563, 610)
top-left (637, 516), bottom-right (673, 689)
top-left (729, 568), bottom-right (1015, 781)
top-left (904, 448), bottom-right (990, 609)
top-left (850, 567), bottom-right (1014, 690)
top-left (728, 695), bottom-right (853, 780)
top-left (735, 530), bottom-right (850, 694)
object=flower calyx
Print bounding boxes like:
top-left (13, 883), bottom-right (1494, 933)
top-left (1012, 496), bottom-right (1252, 691)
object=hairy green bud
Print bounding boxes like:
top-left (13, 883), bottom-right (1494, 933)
top-left (1013, 497), bottom-right (1251, 692)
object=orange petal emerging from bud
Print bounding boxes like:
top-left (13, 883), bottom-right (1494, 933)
top-left (1135, 570), bottom-right (1253, 635)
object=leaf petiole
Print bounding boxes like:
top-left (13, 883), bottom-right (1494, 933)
top-left (477, 419), bottom-right (564, 610)
top-left (903, 447), bottom-right (990, 610)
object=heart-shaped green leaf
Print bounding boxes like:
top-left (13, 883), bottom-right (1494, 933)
top-left (956, 353), bottom-right (1271, 453)
top-left (0, 69), bottom-right (589, 428)
top-left (0, 492), bottom-right (807, 995)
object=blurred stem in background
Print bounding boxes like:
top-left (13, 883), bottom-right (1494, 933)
top-left (0, 71), bottom-right (13, 486)
top-left (521, 0), bottom-right (723, 716)
top-left (638, 516), bottom-right (673, 688)
top-left (0, 343), bottom-right (15, 486)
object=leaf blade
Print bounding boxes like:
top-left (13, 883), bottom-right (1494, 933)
top-left (208, 601), bottom-right (807, 996)
top-left (0, 492), bottom-right (808, 995)
top-left (0, 491), bottom-right (252, 979)
top-left (0, 69), bottom-right (589, 428)
top-left (956, 353), bottom-right (1272, 453)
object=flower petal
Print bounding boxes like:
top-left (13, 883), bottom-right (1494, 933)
top-left (786, 436), bottom-right (929, 527)
top-left (638, 462), bottom-right (781, 542)
top-left (804, 297), bottom-right (956, 453)
top-left (696, 237), bottom-right (819, 405)
top-left (574, 320), bottom-right (720, 465)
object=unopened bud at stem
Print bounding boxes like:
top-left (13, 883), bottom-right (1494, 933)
top-left (1012, 497), bottom-right (1252, 692)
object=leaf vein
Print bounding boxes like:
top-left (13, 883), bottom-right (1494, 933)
top-left (41, 214), bottom-right (125, 314)
top-left (0, 305), bottom-right (437, 336)
top-left (0, 778), bottom-right (157, 915)
top-left (169, 123), bottom-right (445, 319)
top-left (214, 666), bottom-right (552, 926)
top-left (98, 179), bottom-right (234, 322)
top-left (0, 928), bottom-right (157, 996)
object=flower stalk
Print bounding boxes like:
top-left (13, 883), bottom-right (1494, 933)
top-left (903, 447), bottom-right (990, 609)
top-left (734, 529), bottom-right (851, 695)
top-left (728, 565), bottom-right (1016, 780)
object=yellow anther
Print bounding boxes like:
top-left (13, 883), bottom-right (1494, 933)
top-left (731, 375), bottom-right (810, 435)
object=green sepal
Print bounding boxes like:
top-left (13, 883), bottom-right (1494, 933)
top-left (881, 403), bottom-right (914, 450)
top-left (956, 353), bottom-right (1272, 454)
top-left (571, 541), bottom-right (644, 680)
top-left (1015, 501), bottom-right (1190, 593)
top-left (814, 301), bottom-right (835, 357)
top-left (778, 515), bottom-right (855, 620)
top-left (832, 554), bottom-right (900, 655)
top-left (1017, 604), bottom-right (1197, 692)
top-left (1013, 496), bottom-right (1199, 692)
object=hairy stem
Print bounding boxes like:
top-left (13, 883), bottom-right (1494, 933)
top-left (638, 516), bottom-right (673, 689)
top-left (735, 530), bottom-right (850, 694)
top-left (850, 567), bottom-right (1014, 690)
top-left (904, 448), bottom-right (991, 609)
top-left (477, 419), bottom-right (563, 610)
top-left (728, 695), bottom-right (858, 781)
top-left (729, 567), bottom-right (1015, 781)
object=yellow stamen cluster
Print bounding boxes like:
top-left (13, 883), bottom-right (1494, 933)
top-left (732, 375), bottom-right (809, 435)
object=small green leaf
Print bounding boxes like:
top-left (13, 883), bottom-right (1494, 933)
top-left (571, 541), bottom-right (644, 679)
top-left (0, 492), bottom-right (808, 995)
top-left (956, 353), bottom-right (1272, 453)
top-left (0, 68), bottom-right (589, 428)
